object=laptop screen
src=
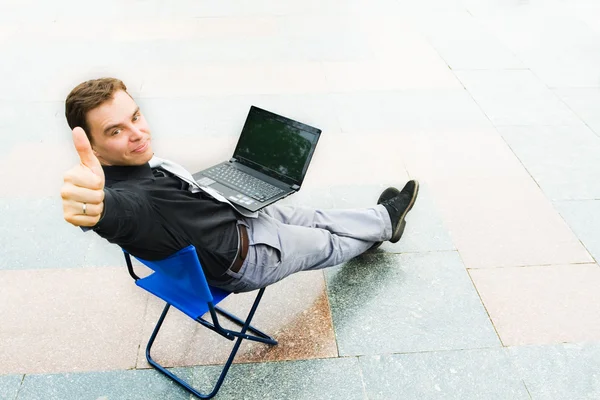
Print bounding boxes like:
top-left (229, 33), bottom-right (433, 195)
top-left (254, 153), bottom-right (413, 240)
top-left (233, 106), bottom-right (321, 186)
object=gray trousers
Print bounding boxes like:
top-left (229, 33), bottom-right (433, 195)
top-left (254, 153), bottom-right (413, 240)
top-left (220, 204), bottom-right (392, 292)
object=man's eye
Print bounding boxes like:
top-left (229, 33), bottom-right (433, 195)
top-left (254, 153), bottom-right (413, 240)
top-left (112, 129), bottom-right (121, 136)
top-left (133, 114), bottom-right (140, 122)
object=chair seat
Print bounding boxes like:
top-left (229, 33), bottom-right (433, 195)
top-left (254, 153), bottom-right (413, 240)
top-left (137, 273), bottom-right (231, 320)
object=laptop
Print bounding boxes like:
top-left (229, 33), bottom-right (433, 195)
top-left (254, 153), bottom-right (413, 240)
top-left (192, 106), bottom-right (322, 212)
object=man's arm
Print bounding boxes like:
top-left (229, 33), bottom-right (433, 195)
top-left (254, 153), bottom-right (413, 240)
top-left (91, 186), bottom-right (155, 243)
top-left (62, 127), bottom-right (155, 241)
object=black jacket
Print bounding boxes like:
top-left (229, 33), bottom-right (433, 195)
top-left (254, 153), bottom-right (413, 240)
top-left (92, 163), bottom-right (239, 280)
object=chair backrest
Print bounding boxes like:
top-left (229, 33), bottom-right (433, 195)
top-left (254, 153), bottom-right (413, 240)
top-left (132, 245), bottom-right (214, 303)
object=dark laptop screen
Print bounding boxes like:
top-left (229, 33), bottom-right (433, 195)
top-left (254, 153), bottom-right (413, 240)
top-left (233, 107), bottom-right (321, 185)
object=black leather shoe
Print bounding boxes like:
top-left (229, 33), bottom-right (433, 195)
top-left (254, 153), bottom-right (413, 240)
top-left (380, 180), bottom-right (419, 243)
top-left (370, 187), bottom-right (401, 250)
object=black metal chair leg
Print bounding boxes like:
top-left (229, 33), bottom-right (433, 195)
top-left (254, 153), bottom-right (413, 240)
top-left (215, 288), bottom-right (278, 345)
top-left (145, 291), bottom-right (277, 399)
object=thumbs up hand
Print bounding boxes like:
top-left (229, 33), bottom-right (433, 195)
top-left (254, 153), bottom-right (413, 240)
top-left (61, 127), bottom-right (106, 227)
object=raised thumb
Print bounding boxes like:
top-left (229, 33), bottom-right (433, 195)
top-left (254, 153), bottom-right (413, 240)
top-left (72, 127), bottom-right (103, 177)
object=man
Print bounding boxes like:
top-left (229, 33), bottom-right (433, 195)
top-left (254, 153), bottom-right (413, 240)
top-left (61, 77), bottom-right (419, 293)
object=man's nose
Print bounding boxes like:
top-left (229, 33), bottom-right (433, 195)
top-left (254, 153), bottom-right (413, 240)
top-left (129, 125), bottom-right (144, 141)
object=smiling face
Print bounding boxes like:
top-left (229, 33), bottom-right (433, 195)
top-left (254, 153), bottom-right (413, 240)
top-left (86, 90), bottom-right (153, 166)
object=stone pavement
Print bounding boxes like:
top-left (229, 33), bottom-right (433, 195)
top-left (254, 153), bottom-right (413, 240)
top-left (2, 0), bottom-right (600, 399)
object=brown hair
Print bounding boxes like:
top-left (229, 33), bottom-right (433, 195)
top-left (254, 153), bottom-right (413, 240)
top-left (65, 77), bottom-right (128, 143)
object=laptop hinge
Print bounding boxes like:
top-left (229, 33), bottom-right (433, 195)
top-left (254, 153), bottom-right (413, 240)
top-left (291, 184), bottom-right (300, 191)
top-left (229, 157), bottom-right (237, 163)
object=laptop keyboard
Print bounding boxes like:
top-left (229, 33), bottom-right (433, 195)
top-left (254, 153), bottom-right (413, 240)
top-left (205, 164), bottom-right (285, 202)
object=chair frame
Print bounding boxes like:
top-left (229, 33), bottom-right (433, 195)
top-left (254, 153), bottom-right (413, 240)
top-left (124, 252), bottom-right (277, 399)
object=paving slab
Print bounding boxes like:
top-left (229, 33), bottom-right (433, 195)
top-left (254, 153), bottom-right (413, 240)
top-left (555, 88), bottom-right (600, 138)
top-left (419, 11), bottom-right (524, 70)
top-left (325, 252), bottom-right (500, 356)
top-left (402, 131), bottom-right (593, 269)
top-left (0, 198), bottom-right (126, 270)
top-left (83, 233), bottom-right (129, 268)
top-left (138, 62), bottom-right (329, 99)
top-left (185, 358), bottom-right (366, 400)
top-left (470, 264), bottom-right (600, 346)
top-left (455, 69), bottom-right (582, 126)
top-left (465, 2), bottom-right (600, 88)
top-left (0, 375), bottom-right (23, 400)
top-left (329, 90), bottom-right (492, 133)
top-left (0, 198), bottom-right (90, 270)
top-left (136, 270), bottom-right (337, 368)
top-left (508, 342), bottom-right (600, 400)
top-left (17, 369), bottom-right (190, 400)
top-left (322, 58), bottom-right (460, 93)
top-left (0, 138), bottom-right (77, 198)
top-left (0, 267), bottom-right (147, 374)
top-left (304, 133), bottom-right (410, 187)
top-left (499, 125), bottom-right (600, 201)
top-left (0, 100), bottom-right (65, 146)
top-left (137, 93), bottom-right (341, 142)
top-left (359, 349), bottom-right (530, 400)
top-left (2, 1), bottom-right (600, 400)
top-left (554, 200), bottom-right (600, 263)
top-left (359, 14), bottom-right (459, 68)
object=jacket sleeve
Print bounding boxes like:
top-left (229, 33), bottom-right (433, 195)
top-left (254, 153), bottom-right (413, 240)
top-left (92, 187), bottom-right (155, 244)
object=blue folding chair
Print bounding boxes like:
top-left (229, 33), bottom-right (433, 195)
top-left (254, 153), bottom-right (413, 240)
top-left (123, 245), bottom-right (277, 399)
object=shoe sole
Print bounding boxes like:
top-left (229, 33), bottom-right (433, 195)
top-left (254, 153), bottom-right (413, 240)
top-left (390, 180), bottom-right (419, 243)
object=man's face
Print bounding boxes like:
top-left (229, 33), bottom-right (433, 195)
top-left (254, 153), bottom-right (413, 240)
top-left (86, 90), bottom-right (153, 166)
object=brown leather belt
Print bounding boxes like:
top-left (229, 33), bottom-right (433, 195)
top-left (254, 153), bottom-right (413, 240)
top-left (230, 224), bottom-right (249, 273)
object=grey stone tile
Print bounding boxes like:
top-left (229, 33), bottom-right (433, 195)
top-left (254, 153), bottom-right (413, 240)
top-left (0, 375), bottom-right (22, 400)
top-left (185, 358), bottom-right (366, 400)
top-left (520, 35), bottom-right (600, 90)
top-left (83, 233), bottom-right (128, 268)
top-left (10, 34), bottom-right (368, 68)
top-left (421, 12), bottom-right (524, 70)
top-left (144, 0), bottom-right (404, 18)
top-left (360, 349), bottom-right (530, 400)
top-left (325, 252), bottom-right (500, 356)
top-left (555, 88), bottom-right (600, 138)
top-left (138, 93), bottom-right (340, 142)
top-left (378, 184), bottom-right (456, 253)
top-left (0, 101), bottom-right (67, 150)
top-left (329, 90), bottom-right (492, 133)
top-left (0, 198), bottom-right (89, 270)
top-left (465, 3), bottom-right (600, 88)
top-left (0, 198), bottom-right (124, 270)
top-left (554, 200), bottom-right (600, 263)
top-left (570, 2), bottom-right (600, 37)
top-left (278, 15), bottom-right (371, 62)
top-left (508, 342), bottom-right (600, 400)
top-left (454, 70), bottom-right (582, 126)
top-left (499, 125), bottom-right (600, 201)
top-left (17, 369), bottom-right (190, 400)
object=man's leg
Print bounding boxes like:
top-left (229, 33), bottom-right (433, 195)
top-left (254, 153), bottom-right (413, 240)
top-left (260, 204), bottom-right (392, 243)
top-left (231, 211), bottom-right (390, 291)
top-left (261, 180), bottom-right (419, 245)
top-left (219, 181), bottom-right (419, 292)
